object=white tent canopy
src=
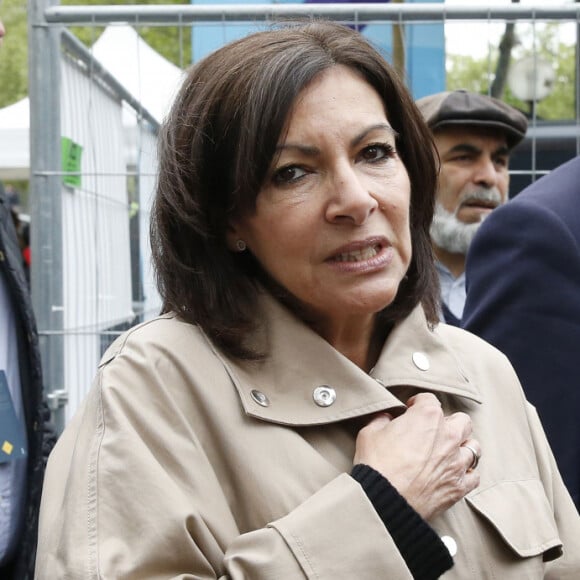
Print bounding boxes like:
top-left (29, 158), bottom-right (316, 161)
top-left (92, 25), bottom-right (183, 124)
top-left (0, 25), bottom-right (184, 180)
top-left (0, 98), bottom-right (31, 180)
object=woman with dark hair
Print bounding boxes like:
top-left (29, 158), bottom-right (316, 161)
top-left (36, 21), bottom-right (580, 579)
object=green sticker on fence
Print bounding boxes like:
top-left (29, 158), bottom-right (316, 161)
top-left (61, 137), bottom-right (83, 188)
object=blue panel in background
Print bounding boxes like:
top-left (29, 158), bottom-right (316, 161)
top-left (190, 0), bottom-right (445, 99)
top-left (406, 0), bottom-right (445, 98)
top-left (191, 0), bottom-right (296, 60)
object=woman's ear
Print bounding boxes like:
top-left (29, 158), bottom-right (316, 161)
top-left (226, 221), bottom-right (246, 252)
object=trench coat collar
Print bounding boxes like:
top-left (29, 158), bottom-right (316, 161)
top-left (216, 292), bottom-right (482, 427)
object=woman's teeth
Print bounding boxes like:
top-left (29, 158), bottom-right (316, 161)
top-left (333, 245), bottom-right (379, 262)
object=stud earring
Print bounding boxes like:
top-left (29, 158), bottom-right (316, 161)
top-left (236, 239), bottom-right (247, 252)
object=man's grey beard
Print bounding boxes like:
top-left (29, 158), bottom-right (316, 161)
top-left (430, 188), bottom-right (504, 255)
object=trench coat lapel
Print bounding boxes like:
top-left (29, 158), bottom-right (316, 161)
top-left (373, 306), bottom-right (483, 403)
top-left (218, 293), bottom-right (481, 427)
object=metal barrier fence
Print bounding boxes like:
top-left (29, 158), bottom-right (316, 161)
top-left (28, 2), bottom-right (580, 430)
top-left (30, 1), bottom-right (166, 430)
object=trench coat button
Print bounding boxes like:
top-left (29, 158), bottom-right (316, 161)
top-left (313, 386), bottom-right (336, 407)
top-left (250, 389), bottom-right (269, 407)
top-left (412, 351), bottom-right (430, 371)
top-left (441, 535), bottom-right (458, 557)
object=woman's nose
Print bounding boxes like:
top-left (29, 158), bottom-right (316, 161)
top-left (325, 165), bottom-right (378, 225)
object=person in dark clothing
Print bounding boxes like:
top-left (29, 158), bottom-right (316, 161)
top-left (1, 16), bottom-right (54, 577)
top-left (462, 155), bottom-right (580, 511)
top-left (0, 122), bottom-right (56, 580)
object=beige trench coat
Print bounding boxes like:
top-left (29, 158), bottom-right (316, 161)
top-left (35, 293), bottom-right (580, 579)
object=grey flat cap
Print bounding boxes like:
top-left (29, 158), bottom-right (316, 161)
top-left (416, 89), bottom-right (528, 149)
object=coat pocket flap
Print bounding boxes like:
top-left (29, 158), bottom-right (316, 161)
top-left (466, 479), bottom-right (562, 560)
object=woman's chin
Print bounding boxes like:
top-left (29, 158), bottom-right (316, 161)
top-left (324, 290), bottom-right (399, 319)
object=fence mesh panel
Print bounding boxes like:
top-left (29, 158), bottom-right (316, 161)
top-left (27, 2), bottom-right (579, 428)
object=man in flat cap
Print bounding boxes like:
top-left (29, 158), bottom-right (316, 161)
top-left (416, 89), bottom-right (528, 325)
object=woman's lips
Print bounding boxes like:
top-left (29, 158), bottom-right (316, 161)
top-left (325, 238), bottom-right (393, 272)
top-left (328, 244), bottom-right (381, 263)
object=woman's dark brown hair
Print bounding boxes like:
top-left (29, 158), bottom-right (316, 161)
top-left (151, 20), bottom-right (439, 359)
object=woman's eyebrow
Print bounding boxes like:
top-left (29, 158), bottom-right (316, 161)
top-left (351, 123), bottom-right (398, 147)
top-left (275, 124), bottom-right (398, 156)
top-left (274, 143), bottom-right (319, 157)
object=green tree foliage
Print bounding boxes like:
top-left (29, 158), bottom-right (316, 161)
top-left (0, 0), bottom-right (29, 108)
top-left (63, 0), bottom-right (191, 68)
top-left (446, 55), bottom-right (496, 96)
top-left (0, 0), bottom-right (190, 108)
top-left (506, 23), bottom-right (576, 120)
top-left (447, 23), bottom-right (577, 120)
top-left (1, 4), bottom-right (577, 121)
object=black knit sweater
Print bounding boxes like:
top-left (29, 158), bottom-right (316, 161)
top-left (351, 464), bottom-right (453, 579)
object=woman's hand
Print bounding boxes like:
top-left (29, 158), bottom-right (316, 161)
top-left (354, 392), bottom-right (481, 520)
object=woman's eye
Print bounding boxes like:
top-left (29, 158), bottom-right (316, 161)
top-left (272, 165), bottom-right (307, 185)
top-left (359, 143), bottom-right (394, 162)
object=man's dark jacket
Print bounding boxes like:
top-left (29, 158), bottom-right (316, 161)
top-left (462, 155), bottom-right (580, 510)
top-left (0, 186), bottom-right (56, 579)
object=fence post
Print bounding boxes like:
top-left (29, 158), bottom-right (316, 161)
top-left (29, 0), bottom-right (67, 432)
